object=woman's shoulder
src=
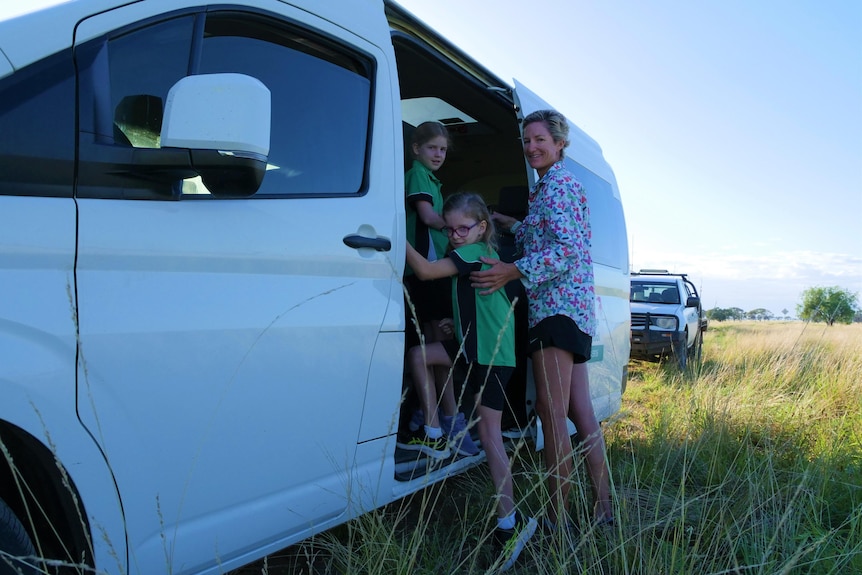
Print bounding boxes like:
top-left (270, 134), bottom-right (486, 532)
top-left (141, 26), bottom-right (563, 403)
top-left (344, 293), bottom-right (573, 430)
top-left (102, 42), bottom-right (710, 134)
top-left (547, 162), bottom-right (582, 187)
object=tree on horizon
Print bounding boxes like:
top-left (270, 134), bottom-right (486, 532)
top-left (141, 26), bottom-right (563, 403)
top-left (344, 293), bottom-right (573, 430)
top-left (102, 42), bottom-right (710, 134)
top-left (797, 286), bottom-right (859, 326)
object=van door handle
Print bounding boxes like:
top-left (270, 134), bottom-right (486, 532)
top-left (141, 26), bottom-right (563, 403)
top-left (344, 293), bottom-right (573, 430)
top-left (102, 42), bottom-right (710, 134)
top-left (343, 234), bottom-right (391, 252)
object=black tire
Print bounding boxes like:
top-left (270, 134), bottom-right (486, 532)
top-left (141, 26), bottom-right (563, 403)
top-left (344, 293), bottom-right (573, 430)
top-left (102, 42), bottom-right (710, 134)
top-left (687, 327), bottom-right (703, 367)
top-left (0, 497), bottom-right (38, 575)
top-left (673, 332), bottom-right (688, 371)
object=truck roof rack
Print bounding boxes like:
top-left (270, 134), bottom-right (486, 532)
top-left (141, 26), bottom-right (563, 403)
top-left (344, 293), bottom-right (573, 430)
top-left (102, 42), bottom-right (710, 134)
top-left (631, 269), bottom-right (689, 279)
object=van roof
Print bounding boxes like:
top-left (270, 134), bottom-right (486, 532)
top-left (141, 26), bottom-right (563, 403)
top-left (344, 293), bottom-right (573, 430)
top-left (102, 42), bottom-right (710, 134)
top-left (0, 0), bottom-right (392, 76)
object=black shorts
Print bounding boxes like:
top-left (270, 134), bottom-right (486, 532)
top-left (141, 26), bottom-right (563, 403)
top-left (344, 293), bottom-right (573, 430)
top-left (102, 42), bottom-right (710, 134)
top-left (442, 339), bottom-right (513, 412)
top-left (528, 315), bottom-right (593, 364)
top-left (404, 274), bottom-right (451, 325)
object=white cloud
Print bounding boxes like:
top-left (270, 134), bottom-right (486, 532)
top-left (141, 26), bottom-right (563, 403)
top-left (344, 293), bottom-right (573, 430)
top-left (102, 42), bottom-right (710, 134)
top-left (637, 249), bottom-right (861, 281)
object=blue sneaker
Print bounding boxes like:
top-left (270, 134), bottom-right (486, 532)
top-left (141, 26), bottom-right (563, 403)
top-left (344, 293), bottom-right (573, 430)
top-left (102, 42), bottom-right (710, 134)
top-left (442, 412), bottom-right (480, 456)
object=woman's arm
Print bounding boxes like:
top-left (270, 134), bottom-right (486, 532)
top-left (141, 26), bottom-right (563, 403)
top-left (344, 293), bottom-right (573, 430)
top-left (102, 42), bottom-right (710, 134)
top-left (406, 242), bottom-right (458, 280)
top-left (469, 257), bottom-right (523, 295)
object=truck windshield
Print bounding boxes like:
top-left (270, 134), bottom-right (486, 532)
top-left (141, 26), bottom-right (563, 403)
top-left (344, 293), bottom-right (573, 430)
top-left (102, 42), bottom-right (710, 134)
top-left (631, 282), bottom-right (680, 304)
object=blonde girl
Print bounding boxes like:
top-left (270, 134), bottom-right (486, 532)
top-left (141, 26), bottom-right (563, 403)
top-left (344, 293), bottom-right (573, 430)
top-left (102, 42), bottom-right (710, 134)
top-left (400, 192), bottom-right (537, 571)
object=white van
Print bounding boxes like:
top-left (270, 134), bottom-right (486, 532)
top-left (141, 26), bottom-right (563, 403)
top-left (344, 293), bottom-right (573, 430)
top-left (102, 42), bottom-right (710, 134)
top-left (0, 1), bottom-right (630, 573)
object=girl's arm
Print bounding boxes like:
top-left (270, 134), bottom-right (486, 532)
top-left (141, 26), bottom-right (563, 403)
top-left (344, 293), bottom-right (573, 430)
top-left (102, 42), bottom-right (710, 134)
top-left (414, 200), bottom-right (447, 231)
top-left (490, 211), bottom-right (519, 233)
top-left (406, 243), bottom-right (458, 280)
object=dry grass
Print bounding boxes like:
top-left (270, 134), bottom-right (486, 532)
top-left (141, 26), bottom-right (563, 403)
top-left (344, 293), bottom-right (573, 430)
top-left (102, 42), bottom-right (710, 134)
top-left (233, 320), bottom-right (862, 574)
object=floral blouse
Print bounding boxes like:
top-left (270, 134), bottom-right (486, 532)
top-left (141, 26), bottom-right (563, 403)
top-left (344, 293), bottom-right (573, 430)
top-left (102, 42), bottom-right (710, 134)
top-left (514, 161), bottom-right (597, 336)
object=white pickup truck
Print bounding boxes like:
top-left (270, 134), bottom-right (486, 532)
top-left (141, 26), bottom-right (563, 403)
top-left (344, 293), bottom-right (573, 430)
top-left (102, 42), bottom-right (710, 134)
top-left (629, 270), bottom-right (704, 369)
top-left (0, 1), bottom-right (630, 573)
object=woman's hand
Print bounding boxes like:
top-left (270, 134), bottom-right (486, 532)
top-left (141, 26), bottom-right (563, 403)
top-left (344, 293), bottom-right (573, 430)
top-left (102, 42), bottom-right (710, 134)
top-left (470, 257), bottom-right (522, 295)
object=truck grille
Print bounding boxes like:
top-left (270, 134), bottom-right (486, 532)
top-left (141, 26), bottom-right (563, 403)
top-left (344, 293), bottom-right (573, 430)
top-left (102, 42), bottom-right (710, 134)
top-left (631, 313), bottom-right (648, 328)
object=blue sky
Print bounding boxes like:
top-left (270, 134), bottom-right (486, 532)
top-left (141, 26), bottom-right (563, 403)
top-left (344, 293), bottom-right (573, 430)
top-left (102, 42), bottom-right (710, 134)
top-left (5, 1), bottom-right (861, 315)
top-left (397, 0), bottom-right (862, 316)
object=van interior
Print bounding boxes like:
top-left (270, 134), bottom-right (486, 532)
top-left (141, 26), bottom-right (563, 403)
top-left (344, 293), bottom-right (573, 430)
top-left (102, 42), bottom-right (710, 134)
top-left (387, 13), bottom-right (536, 479)
top-left (388, 17), bottom-right (531, 215)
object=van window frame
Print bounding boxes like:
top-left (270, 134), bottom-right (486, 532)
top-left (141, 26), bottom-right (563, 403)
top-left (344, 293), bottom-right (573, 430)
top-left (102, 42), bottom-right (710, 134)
top-left (74, 7), bottom-right (378, 201)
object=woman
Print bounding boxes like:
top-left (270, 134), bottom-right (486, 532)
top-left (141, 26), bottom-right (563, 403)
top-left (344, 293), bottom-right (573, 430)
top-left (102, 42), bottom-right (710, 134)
top-left (470, 109), bottom-right (613, 529)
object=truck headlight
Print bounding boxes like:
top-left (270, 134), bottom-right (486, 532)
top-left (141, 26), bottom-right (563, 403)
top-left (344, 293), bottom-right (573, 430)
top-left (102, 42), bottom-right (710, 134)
top-left (651, 316), bottom-right (678, 330)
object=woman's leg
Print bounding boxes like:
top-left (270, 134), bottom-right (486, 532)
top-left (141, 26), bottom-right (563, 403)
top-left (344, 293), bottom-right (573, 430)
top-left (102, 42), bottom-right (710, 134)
top-left (532, 346), bottom-right (574, 525)
top-left (567, 362), bottom-right (613, 522)
top-left (476, 399), bottom-right (514, 519)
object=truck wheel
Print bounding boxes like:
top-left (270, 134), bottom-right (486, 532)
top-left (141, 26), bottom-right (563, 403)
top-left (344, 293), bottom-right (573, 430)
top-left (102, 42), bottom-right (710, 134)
top-left (673, 331), bottom-right (688, 371)
top-left (0, 497), bottom-right (38, 575)
top-left (687, 327), bottom-right (703, 367)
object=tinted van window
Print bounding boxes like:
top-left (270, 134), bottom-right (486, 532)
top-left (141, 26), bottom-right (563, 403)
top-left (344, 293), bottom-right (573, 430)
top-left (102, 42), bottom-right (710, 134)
top-left (0, 52), bottom-right (75, 197)
top-left (109, 16), bottom-right (194, 148)
top-left (564, 158), bottom-right (627, 270)
top-left (198, 14), bottom-right (373, 197)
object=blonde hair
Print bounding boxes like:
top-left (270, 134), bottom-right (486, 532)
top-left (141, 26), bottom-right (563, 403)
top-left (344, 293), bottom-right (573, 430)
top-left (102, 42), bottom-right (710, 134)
top-left (523, 109), bottom-right (569, 160)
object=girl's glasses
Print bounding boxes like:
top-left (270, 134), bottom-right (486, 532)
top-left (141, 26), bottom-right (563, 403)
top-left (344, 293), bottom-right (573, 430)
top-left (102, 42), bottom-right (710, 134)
top-left (443, 221), bottom-right (481, 238)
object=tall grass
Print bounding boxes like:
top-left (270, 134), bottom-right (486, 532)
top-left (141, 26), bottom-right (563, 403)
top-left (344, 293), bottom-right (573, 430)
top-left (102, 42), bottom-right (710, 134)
top-left (231, 321), bottom-right (862, 574)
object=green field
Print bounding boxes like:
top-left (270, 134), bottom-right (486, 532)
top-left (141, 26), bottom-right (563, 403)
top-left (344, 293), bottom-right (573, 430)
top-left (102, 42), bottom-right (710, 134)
top-left (234, 321), bottom-right (862, 574)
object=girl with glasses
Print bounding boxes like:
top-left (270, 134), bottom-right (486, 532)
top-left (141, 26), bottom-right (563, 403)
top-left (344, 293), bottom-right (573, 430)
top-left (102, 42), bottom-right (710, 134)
top-left (400, 192), bottom-right (538, 571)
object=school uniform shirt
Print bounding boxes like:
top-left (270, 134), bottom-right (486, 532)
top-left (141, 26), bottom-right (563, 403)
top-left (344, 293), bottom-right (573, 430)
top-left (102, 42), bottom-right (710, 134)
top-left (448, 242), bottom-right (516, 367)
top-left (405, 160), bottom-right (449, 270)
top-left (513, 161), bottom-right (597, 336)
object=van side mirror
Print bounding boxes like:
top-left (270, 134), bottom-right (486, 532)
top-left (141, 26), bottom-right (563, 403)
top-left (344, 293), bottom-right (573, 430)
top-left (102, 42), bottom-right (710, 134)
top-left (686, 296), bottom-right (700, 308)
top-left (162, 73), bottom-right (271, 197)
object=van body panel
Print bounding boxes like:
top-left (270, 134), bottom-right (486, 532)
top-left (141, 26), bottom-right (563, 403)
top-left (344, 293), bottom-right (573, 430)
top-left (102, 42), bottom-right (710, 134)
top-left (0, 52), bottom-right (11, 77)
top-left (357, 332), bottom-right (404, 444)
top-left (0, 197), bottom-right (129, 571)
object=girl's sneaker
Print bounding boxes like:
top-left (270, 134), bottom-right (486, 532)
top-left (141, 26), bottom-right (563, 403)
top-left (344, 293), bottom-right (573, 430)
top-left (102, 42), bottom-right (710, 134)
top-left (441, 412), bottom-right (480, 456)
top-left (396, 428), bottom-right (451, 460)
top-left (494, 512), bottom-right (538, 571)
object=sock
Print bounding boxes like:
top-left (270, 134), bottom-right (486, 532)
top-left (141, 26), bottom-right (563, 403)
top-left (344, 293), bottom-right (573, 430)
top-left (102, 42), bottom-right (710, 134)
top-left (424, 425), bottom-right (443, 439)
top-left (497, 511), bottom-right (516, 530)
